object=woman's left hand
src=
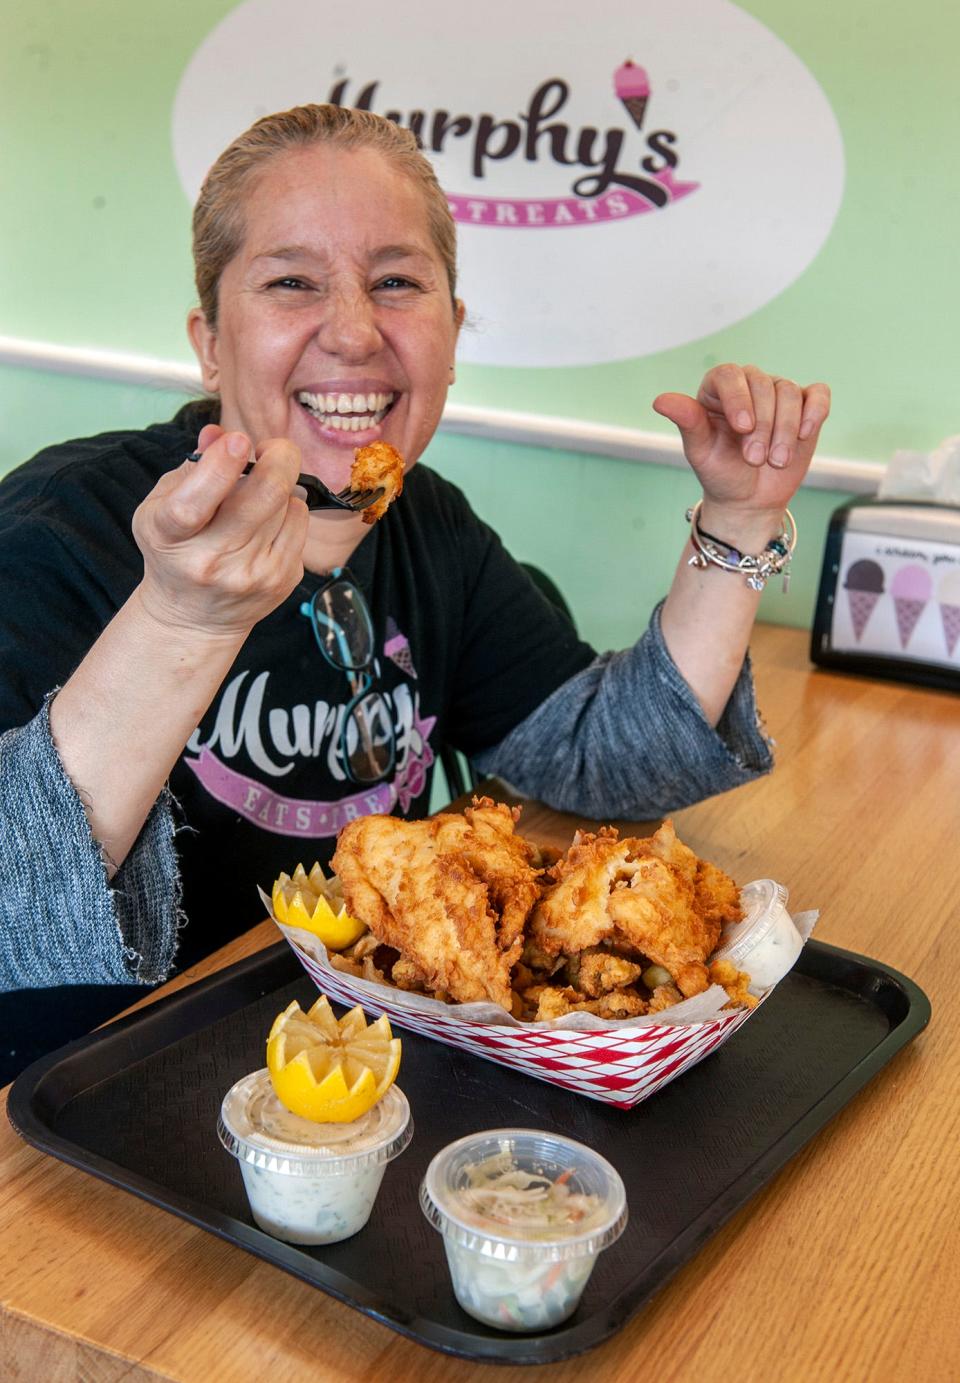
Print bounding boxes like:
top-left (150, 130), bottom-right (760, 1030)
top-left (653, 364), bottom-right (831, 533)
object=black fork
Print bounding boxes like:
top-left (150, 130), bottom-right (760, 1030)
top-left (185, 452), bottom-right (383, 514)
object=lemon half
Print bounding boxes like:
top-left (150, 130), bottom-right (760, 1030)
top-left (266, 997), bottom-right (401, 1123)
top-left (271, 862), bottom-right (367, 950)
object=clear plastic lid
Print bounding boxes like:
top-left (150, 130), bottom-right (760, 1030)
top-left (420, 1129), bottom-right (628, 1262)
top-left (218, 1069), bottom-right (412, 1177)
top-left (714, 880), bottom-right (795, 966)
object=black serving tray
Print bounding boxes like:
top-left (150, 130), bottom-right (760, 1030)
top-left (7, 939), bottom-right (930, 1366)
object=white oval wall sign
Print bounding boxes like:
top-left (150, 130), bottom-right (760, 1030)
top-left (172, 0), bottom-right (845, 367)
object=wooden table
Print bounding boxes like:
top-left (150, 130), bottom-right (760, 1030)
top-left (2, 624), bottom-right (958, 1382)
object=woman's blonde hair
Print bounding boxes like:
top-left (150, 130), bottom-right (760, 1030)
top-left (192, 103), bottom-right (458, 326)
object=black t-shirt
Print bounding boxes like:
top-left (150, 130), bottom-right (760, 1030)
top-left (0, 403), bottom-right (595, 970)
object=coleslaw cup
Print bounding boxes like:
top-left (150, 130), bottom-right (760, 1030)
top-left (420, 1128), bottom-right (627, 1332)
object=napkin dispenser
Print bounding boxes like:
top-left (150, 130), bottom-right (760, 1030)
top-left (811, 499), bottom-right (960, 691)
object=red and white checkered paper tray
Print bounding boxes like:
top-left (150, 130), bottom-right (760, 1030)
top-left (263, 882), bottom-right (817, 1110)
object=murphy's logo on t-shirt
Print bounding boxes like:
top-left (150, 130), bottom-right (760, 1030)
top-left (182, 629), bottom-right (436, 839)
top-left (327, 62), bottom-right (699, 229)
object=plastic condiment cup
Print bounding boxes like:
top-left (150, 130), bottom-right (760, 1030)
top-left (420, 1128), bottom-right (627, 1333)
top-left (218, 1069), bottom-right (412, 1245)
top-left (712, 879), bottom-right (803, 995)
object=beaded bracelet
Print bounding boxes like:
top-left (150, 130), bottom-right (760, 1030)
top-left (685, 500), bottom-right (797, 593)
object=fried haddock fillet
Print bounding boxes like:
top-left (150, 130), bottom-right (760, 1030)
top-left (527, 819), bottom-right (742, 998)
top-left (331, 797), bottom-right (541, 1009)
top-left (351, 441), bottom-right (404, 524)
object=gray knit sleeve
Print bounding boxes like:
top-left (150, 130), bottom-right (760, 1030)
top-left (472, 602), bottom-right (773, 818)
top-left (0, 699), bottom-right (183, 989)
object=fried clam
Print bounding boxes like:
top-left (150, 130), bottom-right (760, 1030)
top-left (518, 981), bottom-right (649, 1023)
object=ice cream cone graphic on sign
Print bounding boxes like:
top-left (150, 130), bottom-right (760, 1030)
top-left (614, 59), bottom-right (651, 130)
top-left (891, 564), bottom-right (932, 649)
top-left (937, 568), bottom-right (960, 657)
top-left (842, 559), bottom-right (884, 640)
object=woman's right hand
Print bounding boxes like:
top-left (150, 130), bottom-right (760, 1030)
top-left (132, 423), bottom-right (310, 639)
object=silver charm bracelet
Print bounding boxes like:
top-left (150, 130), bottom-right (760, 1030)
top-left (685, 500), bottom-right (797, 593)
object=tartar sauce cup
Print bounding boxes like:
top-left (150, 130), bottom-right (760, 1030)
top-left (218, 1069), bottom-right (412, 1245)
top-left (420, 1128), bottom-right (627, 1333)
top-left (712, 879), bottom-right (804, 995)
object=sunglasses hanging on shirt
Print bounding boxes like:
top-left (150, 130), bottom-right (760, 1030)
top-left (299, 568), bottom-right (396, 785)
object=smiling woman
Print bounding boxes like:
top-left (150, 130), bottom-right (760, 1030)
top-left (187, 140), bottom-right (463, 502)
top-left (0, 102), bottom-right (829, 1078)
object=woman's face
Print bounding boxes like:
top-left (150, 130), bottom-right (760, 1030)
top-left (188, 144), bottom-right (462, 492)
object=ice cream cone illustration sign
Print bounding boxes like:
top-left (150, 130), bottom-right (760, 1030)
top-left (830, 526), bottom-right (960, 670)
top-left (843, 560), bottom-right (884, 641)
top-left (938, 569), bottom-right (960, 657)
top-left (173, 0), bottom-right (845, 367)
top-left (891, 565), bottom-right (932, 649)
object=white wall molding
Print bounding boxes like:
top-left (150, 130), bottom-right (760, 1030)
top-left (0, 335), bottom-right (882, 494)
top-left (0, 336), bottom-right (202, 391)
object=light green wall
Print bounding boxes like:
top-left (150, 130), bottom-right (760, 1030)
top-left (430, 432), bottom-right (851, 644)
top-left (0, 364), bottom-right (852, 643)
top-left (3, 0), bottom-right (950, 644)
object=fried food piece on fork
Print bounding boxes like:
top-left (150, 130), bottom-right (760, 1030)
top-left (351, 441), bottom-right (404, 524)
